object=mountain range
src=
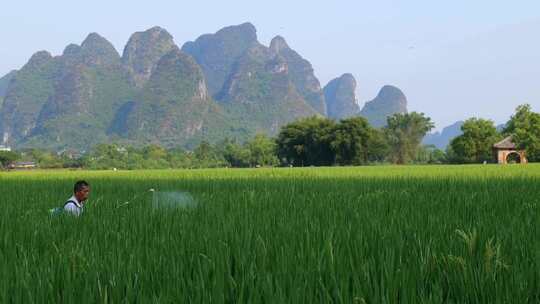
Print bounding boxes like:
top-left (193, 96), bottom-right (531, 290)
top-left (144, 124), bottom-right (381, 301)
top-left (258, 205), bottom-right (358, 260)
top-left (423, 121), bottom-right (509, 150)
top-left (0, 23), bottom-right (408, 150)
top-left (423, 121), bottom-right (464, 149)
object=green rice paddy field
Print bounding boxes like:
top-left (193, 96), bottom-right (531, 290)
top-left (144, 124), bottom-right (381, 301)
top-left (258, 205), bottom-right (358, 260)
top-left (1, 165), bottom-right (540, 303)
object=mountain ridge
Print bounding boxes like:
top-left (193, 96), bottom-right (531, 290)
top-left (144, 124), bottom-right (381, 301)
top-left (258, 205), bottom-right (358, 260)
top-left (423, 121), bottom-right (464, 149)
top-left (0, 23), bottom-right (409, 150)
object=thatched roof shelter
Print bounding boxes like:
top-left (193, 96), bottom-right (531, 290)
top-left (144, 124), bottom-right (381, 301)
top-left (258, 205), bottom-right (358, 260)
top-left (493, 136), bottom-right (527, 164)
top-left (493, 136), bottom-right (516, 150)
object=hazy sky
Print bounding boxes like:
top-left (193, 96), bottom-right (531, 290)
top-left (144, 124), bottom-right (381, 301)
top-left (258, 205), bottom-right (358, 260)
top-left (1, 0), bottom-right (539, 129)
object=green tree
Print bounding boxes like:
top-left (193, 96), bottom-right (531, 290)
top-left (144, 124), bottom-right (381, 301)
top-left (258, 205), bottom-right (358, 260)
top-left (0, 151), bottom-right (19, 168)
top-left (125, 152), bottom-right (145, 170)
top-left (83, 144), bottom-right (127, 169)
top-left (21, 148), bottom-right (64, 168)
top-left (193, 141), bottom-right (226, 168)
top-left (330, 117), bottom-right (387, 165)
top-left (194, 141), bottom-right (212, 161)
top-left (504, 104), bottom-right (540, 162)
top-left (167, 147), bottom-right (194, 169)
top-left (219, 138), bottom-right (250, 168)
top-left (140, 145), bottom-right (169, 168)
top-left (276, 117), bottom-right (336, 166)
top-left (384, 112), bottom-right (434, 164)
top-left (246, 134), bottom-right (279, 167)
top-left (142, 145), bottom-right (168, 161)
top-left (449, 118), bottom-right (501, 163)
top-left (414, 145), bottom-right (447, 164)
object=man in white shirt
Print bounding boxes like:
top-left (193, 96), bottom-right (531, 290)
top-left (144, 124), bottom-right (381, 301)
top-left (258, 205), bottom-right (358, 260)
top-left (64, 180), bottom-right (91, 216)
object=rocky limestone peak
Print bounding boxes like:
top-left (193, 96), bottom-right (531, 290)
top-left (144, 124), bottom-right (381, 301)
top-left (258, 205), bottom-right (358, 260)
top-left (148, 48), bottom-right (208, 102)
top-left (62, 44), bottom-right (82, 57)
top-left (337, 73), bottom-right (356, 88)
top-left (146, 26), bottom-right (172, 36)
top-left (122, 26), bottom-right (178, 87)
top-left (376, 85), bottom-right (407, 104)
top-left (183, 22), bottom-right (258, 53)
top-left (81, 33), bottom-right (116, 52)
top-left (111, 48), bottom-right (213, 142)
top-left (80, 33), bottom-right (120, 65)
top-left (215, 22), bottom-right (257, 42)
top-left (359, 85), bottom-right (408, 127)
top-left (324, 73), bottom-right (359, 119)
top-left (265, 55), bottom-right (289, 75)
top-left (26, 51), bottom-right (54, 67)
top-left (268, 35), bottom-right (326, 115)
top-left (153, 49), bottom-right (201, 76)
top-left (1, 50), bottom-right (59, 147)
top-left (181, 22), bottom-right (259, 97)
top-left (0, 70), bottom-right (17, 98)
top-left (218, 42), bottom-right (319, 133)
top-left (269, 36), bottom-right (290, 53)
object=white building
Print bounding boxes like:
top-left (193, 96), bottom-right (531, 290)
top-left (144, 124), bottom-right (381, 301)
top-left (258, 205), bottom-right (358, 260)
top-left (0, 145), bottom-right (11, 152)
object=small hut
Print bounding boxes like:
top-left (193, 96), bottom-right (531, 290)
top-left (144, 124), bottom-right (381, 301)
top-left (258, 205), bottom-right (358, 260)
top-left (493, 136), bottom-right (527, 164)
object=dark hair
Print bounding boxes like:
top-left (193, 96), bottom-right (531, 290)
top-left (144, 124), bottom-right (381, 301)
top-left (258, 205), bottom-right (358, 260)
top-left (74, 180), bottom-right (89, 193)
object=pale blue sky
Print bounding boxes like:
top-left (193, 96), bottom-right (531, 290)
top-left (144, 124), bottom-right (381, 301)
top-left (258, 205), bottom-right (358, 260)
top-left (1, 0), bottom-right (539, 129)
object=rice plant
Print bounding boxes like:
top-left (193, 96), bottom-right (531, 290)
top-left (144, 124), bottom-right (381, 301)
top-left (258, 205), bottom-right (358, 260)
top-left (0, 164), bottom-right (539, 303)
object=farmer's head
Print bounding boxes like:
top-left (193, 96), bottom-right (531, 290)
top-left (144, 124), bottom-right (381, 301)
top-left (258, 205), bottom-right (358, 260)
top-left (74, 180), bottom-right (90, 203)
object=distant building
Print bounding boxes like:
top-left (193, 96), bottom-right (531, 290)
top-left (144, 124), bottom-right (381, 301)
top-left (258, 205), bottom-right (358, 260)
top-left (493, 136), bottom-right (527, 164)
top-left (8, 161), bottom-right (37, 170)
top-left (0, 145), bottom-right (11, 152)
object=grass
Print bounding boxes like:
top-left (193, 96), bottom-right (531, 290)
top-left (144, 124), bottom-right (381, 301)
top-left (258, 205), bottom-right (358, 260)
top-left (1, 164), bottom-right (539, 303)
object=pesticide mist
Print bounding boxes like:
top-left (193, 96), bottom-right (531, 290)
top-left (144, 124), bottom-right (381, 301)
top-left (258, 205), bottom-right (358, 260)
top-left (151, 190), bottom-right (198, 210)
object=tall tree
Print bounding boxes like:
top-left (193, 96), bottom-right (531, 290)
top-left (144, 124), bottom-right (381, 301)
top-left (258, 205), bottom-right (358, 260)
top-left (504, 104), bottom-right (540, 162)
top-left (83, 144), bottom-right (127, 169)
top-left (330, 117), bottom-right (387, 165)
top-left (414, 145), bottom-right (447, 164)
top-left (276, 116), bottom-right (336, 166)
top-left (0, 151), bottom-right (19, 168)
top-left (142, 145), bottom-right (168, 160)
top-left (246, 134), bottom-right (279, 167)
top-left (449, 118), bottom-right (501, 163)
top-left (384, 112), bottom-right (434, 164)
top-left (219, 138), bottom-right (250, 168)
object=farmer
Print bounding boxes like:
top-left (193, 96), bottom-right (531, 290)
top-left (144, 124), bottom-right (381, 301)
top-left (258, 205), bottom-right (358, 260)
top-left (64, 180), bottom-right (91, 216)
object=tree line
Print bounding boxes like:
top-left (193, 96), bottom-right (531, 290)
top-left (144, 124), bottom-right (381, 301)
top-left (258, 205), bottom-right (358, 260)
top-left (448, 104), bottom-right (540, 163)
top-left (0, 104), bottom-right (538, 170)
